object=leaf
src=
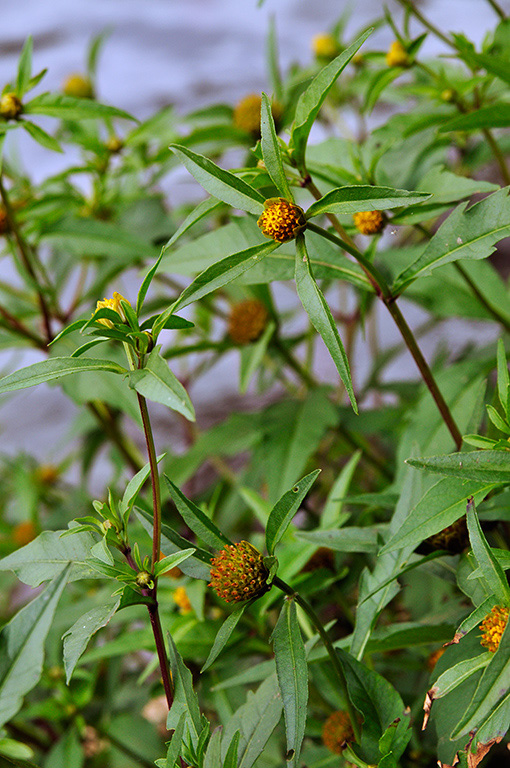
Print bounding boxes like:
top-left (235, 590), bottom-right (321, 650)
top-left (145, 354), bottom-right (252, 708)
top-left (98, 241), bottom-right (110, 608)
top-left (0, 738), bottom-right (34, 761)
top-left (119, 454), bottom-right (165, 520)
top-left (40, 216), bottom-right (159, 261)
top-left (62, 599), bottom-right (120, 683)
top-left (223, 731), bottom-right (240, 768)
top-left (129, 347), bottom-right (195, 421)
top-left (295, 234), bottom-right (357, 411)
top-left (321, 450), bottom-right (362, 529)
top-left (136, 252), bottom-right (163, 316)
top-left (21, 120), bottom-right (62, 153)
top-left (0, 356), bottom-right (127, 394)
top-left (161, 712), bottom-right (186, 768)
top-left (164, 197), bottom-right (223, 252)
top-left (290, 29), bottom-right (372, 167)
top-left (439, 103), bottom-right (510, 132)
top-left (0, 529), bottom-right (96, 586)
top-left (305, 186), bottom-right (431, 218)
top-left (165, 477), bottom-right (232, 550)
top-left (272, 599), bottom-right (308, 768)
top-left (0, 566), bottom-right (69, 727)
top-left (393, 189), bottom-right (510, 293)
top-left (497, 339), bottom-right (510, 420)
top-left (201, 604), bottom-right (247, 672)
top-left (296, 526), bottom-right (379, 553)
top-left (265, 470), bottom-right (321, 556)
top-left (466, 497), bottom-right (510, 604)
top-left (430, 654), bottom-right (491, 701)
top-left (167, 633), bottom-right (203, 747)
top-left (239, 320), bottom-right (275, 394)
top-left (16, 37), bottom-right (33, 97)
top-left (260, 92), bottom-right (292, 200)
top-left (203, 726), bottom-right (222, 768)
top-left (23, 92), bottom-right (135, 121)
top-left (169, 144), bottom-right (265, 214)
top-left (153, 549), bottom-right (196, 577)
top-left (406, 450), bottom-right (510, 484)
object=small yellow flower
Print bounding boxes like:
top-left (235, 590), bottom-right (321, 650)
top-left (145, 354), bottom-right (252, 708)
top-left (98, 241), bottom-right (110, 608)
top-left (322, 711), bottom-right (355, 754)
top-left (257, 197), bottom-right (306, 243)
top-left (480, 605), bottom-right (509, 652)
top-left (94, 292), bottom-right (129, 327)
top-left (173, 586), bottom-right (192, 614)
top-left (353, 210), bottom-right (385, 235)
top-left (209, 541), bottom-right (270, 604)
top-left (228, 299), bottom-right (268, 345)
top-left (312, 33), bottom-right (341, 61)
top-left (386, 40), bottom-right (410, 68)
top-left (63, 73), bottom-right (94, 99)
top-left (233, 94), bottom-right (283, 136)
top-left (0, 92), bottom-right (22, 120)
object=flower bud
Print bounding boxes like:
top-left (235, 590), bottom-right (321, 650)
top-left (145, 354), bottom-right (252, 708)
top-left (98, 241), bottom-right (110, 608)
top-left (209, 541), bottom-right (270, 603)
top-left (312, 33), bottom-right (341, 61)
top-left (228, 299), bottom-right (268, 345)
top-left (386, 40), bottom-right (410, 68)
top-left (135, 570), bottom-right (152, 588)
top-left (63, 73), bottom-right (94, 99)
top-left (257, 198), bottom-right (306, 243)
top-left (0, 93), bottom-right (22, 120)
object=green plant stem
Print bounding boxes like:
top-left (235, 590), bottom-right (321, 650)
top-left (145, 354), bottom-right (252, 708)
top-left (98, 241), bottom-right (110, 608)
top-left (394, 0), bottom-right (456, 49)
top-left (455, 262), bottom-right (510, 332)
top-left (485, 0), bottom-right (506, 19)
top-left (0, 302), bottom-right (47, 348)
top-left (272, 334), bottom-right (316, 387)
top-left (483, 128), bottom-right (510, 185)
top-left (274, 576), bottom-right (361, 743)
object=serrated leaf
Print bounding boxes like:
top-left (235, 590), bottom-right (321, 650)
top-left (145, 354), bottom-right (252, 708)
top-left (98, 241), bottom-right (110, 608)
top-left (266, 469), bottom-right (320, 556)
top-left (165, 476), bottom-right (231, 550)
top-left (23, 92), bottom-right (135, 121)
top-left (0, 566), bottom-right (69, 727)
top-left (0, 356), bottom-right (127, 394)
top-left (169, 144), bottom-right (265, 214)
top-left (167, 633), bottom-right (203, 747)
top-left (129, 347), bottom-right (195, 421)
top-left (201, 604), bottom-right (247, 672)
top-left (406, 451), bottom-right (510, 484)
top-left (466, 497), bottom-right (510, 604)
top-left (62, 599), bottom-right (120, 683)
top-left (272, 598), bottom-right (308, 768)
top-left (295, 235), bottom-right (357, 411)
top-left (260, 92), bottom-right (292, 200)
top-left (305, 186), bottom-right (431, 218)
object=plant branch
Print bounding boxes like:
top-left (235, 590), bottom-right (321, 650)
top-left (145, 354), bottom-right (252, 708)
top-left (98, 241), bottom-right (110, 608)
top-left (485, 0), bottom-right (506, 19)
top-left (394, 0), bottom-right (456, 49)
top-left (483, 128), bottom-right (510, 185)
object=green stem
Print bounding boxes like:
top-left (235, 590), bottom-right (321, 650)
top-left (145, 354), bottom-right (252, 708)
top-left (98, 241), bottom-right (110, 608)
top-left (486, 0), bottom-right (506, 18)
top-left (273, 576), bottom-right (361, 743)
top-left (394, 0), bottom-right (456, 49)
top-left (272, 335), bottom-right (317, 387)
top-left (454, 262), bottom-right (510, 333)
top-left (483, 128), bottom-right (510, 185)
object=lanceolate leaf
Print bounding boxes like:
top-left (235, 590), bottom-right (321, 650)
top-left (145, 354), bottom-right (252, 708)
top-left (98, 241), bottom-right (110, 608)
top-left (129, 348), bottom-right (195, 421)
top-left (272, 598), bottom-right (308, 768)
top-left (290, 29), bottom-right (372, 168)
top-left (439, 103), bottom-right (510, 132)
top-left (295, 235), bottom-right (357, 411)
top-left (62, 600), bottom-right (120, 683)
top-left (265, 469), bottom-right (321, 556)
top-left (23, 92), bottom-right (135, 121)
top-left (305, 186), bottom-right (431, 218)
top-left (0, 566), bottom-right (70, 728)
top-left (405, 451), bottom-right (510, 484)
top-left (201, 603), bottom-right (247, 672)
top-left (393, 189), bottom-right (510, 293)
top-left (169, 144), bottom-right (265, 214)
top-left (430, 654), bottom-right (491, 701)
top-left (167, 634), bottom-right (203, 747)
top-left (16, 36), bottom-right (33, 97)
top-left (466, 497), bottom-right (510, 604)
top-left (0, 357), bottom-right (127, 394)
top-left (165, 476), bottom-right (232, 550)
top-left (260, 92), bottom-right (292, 200)
top-left (163, 197), bottom-right (222, 252)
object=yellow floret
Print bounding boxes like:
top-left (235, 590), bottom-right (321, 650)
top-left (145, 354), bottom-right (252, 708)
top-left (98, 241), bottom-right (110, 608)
top-left (386, 40), bottom-right (410, 68)
top-left (312, 33), bottom-right (341, 60)
top-left (257, 198), bottom-right (306, 243)
top-left (480, 605), bottom-right (509, 652)
top-left (353, 210), bottom-right (385, 235)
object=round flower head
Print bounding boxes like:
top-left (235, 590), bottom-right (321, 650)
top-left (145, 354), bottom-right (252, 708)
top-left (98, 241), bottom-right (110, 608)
top-left (0, 206), bottom-right (9, 235)
top-left (353, 210), bottom-right (385, 235)
top-left (0, 93), bottom-right (22, 121)
top-left (233, 93), bottom-right (283, 136)
top-left (173, 586), bottom-right (192, 614)
top-left (322, 710), bottom-right (355, 754)
top-left (94, 291), bottom-right (129, 327)
top-left (63, 73), bottom-right (94, 99)
top-left (480, 605), bottom-right (509, 652)
top-left (209, 541), bottom-right (270, 603)
top-left (258, 198), bottom-right (306, 243)
top-left (228, 299), bottom-right (268, 345)
top-left (312, 33), bottom-right (341, 61)
top-left (386, 40), bottom-right (410, 68)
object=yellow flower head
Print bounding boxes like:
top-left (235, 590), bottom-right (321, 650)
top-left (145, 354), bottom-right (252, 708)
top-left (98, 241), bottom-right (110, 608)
top-left (322, 710), bottom-right (355, 754)
top-left (173, 586), bottom-right (192, 614)
top-left (480, 605), bottom-right (509, 652)
top-left (233, 93), bottom-right (283, 136)
top-left (353, 210), bottom-right (385, 235)
top-left (209, 541), bottom-right (269, 603)
top-left (312, 33), bottom-right (341, 61)
top-left (63, 73), bottom-right (94, 99)
top-left (0, 93), bottom-right (22, 121)
top-left (228, 299), bottom-right (268, 345)
top-left (386, 40), bottom-right (410, 68)
top-left (258, 198), bottom-right (306, 243)
top-left (94, 292), bottom-right (129, 327)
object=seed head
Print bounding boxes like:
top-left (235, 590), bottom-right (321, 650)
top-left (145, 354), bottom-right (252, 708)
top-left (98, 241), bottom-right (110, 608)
top-left (312, 33), bottom-right (341, 61)
top-left (233, 93), bottom-right (283, 136)
top-left (209, 541), bottom-right (270, 603)
top-left (94, 291), bottom-right (129, 327)
top-left (258, 197), bottom-right (306, 243)
top-left (173, 586), bottom-right (192, 614)
top-left (322, 711), bottom-right (355, 754)
top-left (353, 210), bottom-right (385, 235)
top-left (480, 605), bottom-right (509, 653)
top-left (0, 93), bottom-right (22, 121)
top-left (63, 73), bottom-right (94, 99)
top-left (386, 41), bottom-right (410, 68)
top-left (228, 299), bottom-right (268, 345)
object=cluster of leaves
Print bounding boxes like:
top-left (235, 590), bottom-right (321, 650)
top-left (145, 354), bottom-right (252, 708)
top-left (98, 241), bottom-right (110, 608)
top-left (0, 4), bottom-right (510, 768)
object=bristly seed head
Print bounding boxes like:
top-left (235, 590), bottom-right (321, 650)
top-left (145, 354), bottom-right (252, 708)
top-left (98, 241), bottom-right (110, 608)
top-left (209, 541), bottom-right (270, 603)
top-left (257, 198), bottom-right (306, 243)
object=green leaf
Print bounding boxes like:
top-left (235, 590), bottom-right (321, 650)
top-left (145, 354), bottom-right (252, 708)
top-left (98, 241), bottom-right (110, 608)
top-left (466, 497), bottom-right (510, 604)
top-left (164, 197), bottom-right (223, 253)
top-left (203, 726), bottom-right (222, 768)
top-left (40, 216), bottom-right (159, 261)
top-left (497, 339), bottom-right (510, 419)
top-left (0, 356), bottom-right (127, 394)
top-left (305, 186), bottom-right (431, 218)
top-left (119, 454), bottom-right (165, 520)
top-left (136, 253), bottom-right (163, 316)
top-left (272, 598), bottom-right (308, 768)
top-left (16, 37), bottom-right (33, 97)
top-left (0, 738), bottom-right (34, 761)
top-left (266, 469), bottom-right (321, 556)
top-left (296, 526), bottom-right (379, 553)
top-left (0, 529), bottom-right (96, 586)
top-left (393, 189), bottom-right (510, 293)
top-left (154, 548), bottom-right (196, 577)
top-left (167, 633), bottom-right (203, 747)
top-left (406, 450), bottom-right (510, 484)
top-left (62, 599), bottom-right (120, 683)
top-left (169, 144), bottom-right (265, 214)
top-left (260, 93), bottom-right (292, 200)
top-left (295, 235), bottom-right (357, 411)
top-left (430, 653), bottom-right (491, 700)
top-left (129, 347), bottom-right (195, 421)
top-left (0, 566), bottom-right (69, 727)
top-left (439, 103), bottom-right (510, 132)
top-left (321, 450), bottom-right (362, 529)
top-left (165, 476), bottom-right (232, 550)
top-left (23, 92), bottom-right (135, 121)
top-left (223, 731), bottom-right (240, 768)
top-left (239, 320), bottom-right (275, 394)
top-left (161, 712), bottom-right (186, 768)
top-left (21, 119), bottom-right (62, 152)
top-left (290, 29), bottom-right (372, 168)
top-left (201, 604), bottom-right (247, 672)
top-left (486, 404), bottom-right (510, 435)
